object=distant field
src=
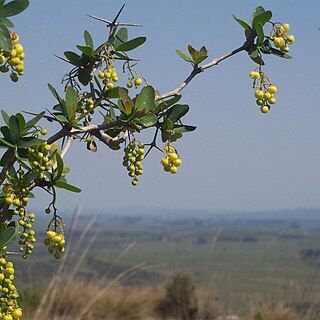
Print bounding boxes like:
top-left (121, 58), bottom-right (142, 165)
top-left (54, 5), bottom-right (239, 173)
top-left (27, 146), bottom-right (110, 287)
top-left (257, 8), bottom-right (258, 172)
top-left (10, 208), bottom-right (320, 313)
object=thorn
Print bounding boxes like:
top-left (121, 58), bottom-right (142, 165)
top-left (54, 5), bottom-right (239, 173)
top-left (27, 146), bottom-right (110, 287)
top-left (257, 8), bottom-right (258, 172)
top-left (54, 54), bottom-right (81, 67)
top-left (112, 4), bottom-right (126, 26)
top-left (87, 10), bottom-right (143, 28)
top-left (87, 14), bottom-right (110, 25)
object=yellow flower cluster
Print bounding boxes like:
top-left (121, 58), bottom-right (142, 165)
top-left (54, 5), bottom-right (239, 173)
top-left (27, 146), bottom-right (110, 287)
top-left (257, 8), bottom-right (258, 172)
top-left (160, 145), bottom-right (182, 174)
top-left (0, 32), bottom-right (25, 82)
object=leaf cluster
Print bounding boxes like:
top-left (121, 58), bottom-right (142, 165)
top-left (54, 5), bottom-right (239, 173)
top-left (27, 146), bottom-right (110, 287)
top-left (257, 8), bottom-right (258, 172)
top-left (176, 45), bottom-right (208, 65)
top-left (0, 0), bottom-right (29, 51)
top-left (63, 27), bottom-right (146, 86)
top-left (0, 110), bottom-right (45, 150)
top-left (0, 111), bottom-right (80, 202)
top-left (232, 6), bottom-right (292, 64)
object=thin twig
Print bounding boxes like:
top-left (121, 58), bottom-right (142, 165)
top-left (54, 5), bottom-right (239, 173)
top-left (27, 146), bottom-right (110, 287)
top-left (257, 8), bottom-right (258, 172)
top-left (47, 120), bottom-right (122, 145)
top-left (145, 126), bottom-right (161, 157)
top-left (157, 41), bottom-right (252, 100)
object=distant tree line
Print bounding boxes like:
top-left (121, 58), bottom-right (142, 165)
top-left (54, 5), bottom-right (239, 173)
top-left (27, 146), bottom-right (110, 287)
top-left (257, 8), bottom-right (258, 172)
top-left (300, 249), bottom-right (320, 261)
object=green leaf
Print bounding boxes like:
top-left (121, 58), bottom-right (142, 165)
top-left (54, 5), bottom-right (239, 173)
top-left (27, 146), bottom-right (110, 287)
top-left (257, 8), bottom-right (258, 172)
top-left (166, 104), bottom-right (189, 123)
top-left (108, 141), bottom-right (121, 151)
top-left (52, 103), bottom-right (61, 111)
top-left (255, 22), bottom-right (264, 45)
top-left (18, 137), bottom-right (45, 148)
top-left (165, 118), bottom-right (174, 131)
top-left (249, 45), bottom-right (258, 57)
top-left (78, 70), bottom-right (90, 86)
top-left (84, 30), bottom-right (94, 49)
top-left (43, 171), bottom-right (53, 181)
top-left (116, 37), bottom-right (146, 52)
top-left (0, 148), bottom-right (13, 166)
top-left (161, 129), bottom-right (170, 142)
top-left (188, 45), bottom-right (208, 64)
top-left (199, 46), bottom-right (208, 57)
top-left (161, 130), bottom-right (169, 143)
top-left (104, 86), bottom-right (127, 99)
top-left (16, 156), bottom-right (30, 170)
top-left (0, 137), bottom-right (14, 148)
top-left (65, 86), bottom-right (78, 121)
top-left (0, 17), bottom-right (14, 28)
top-left (0, 0), bottom-right (29, 17)
top-left (76, 45), bottom-right (94, 57)
top-left (117, 99), bottom-right (126, 115)
top-left (155, 95), bottom-right (182, 113)
top-left (172, 124), bottom-right (197, 133)
top-left (55, 114), bottom-right (69, 123)
top-left (251, 6), bottom-right (265, 23)
top-left (232, 14), bottom-right (251, 31)
top-left (138, 113), bottom-right (157, 127)
top-left (100, 114), bottom-right (113, 126)
top-left (113, 51), bottom-right (131, 61)
top-left (94, 76), bottom-right (102, 93)
top-left (16, 146), bottom-right (27, 159)
top-left (16, 113), bottom-right (25, 133)
top-left (25, 111), bottom-right (45, 131)
top-left (0, 224), bottom-right (5, 234)
top-left (23, 171), bottom-right (38, 184)
top-left (54, 180), bottom-right (81, 193)
top-left (252, 10), bottom-right (272, 28)
top-left (269, 48), bottom-right (292, 59)
top-left (9, 115), bottom-right (20, 144)
top-left (1, 110), bottom-right (9, 126)
top-left (26, 192), bottom-right (34, 198)
top-left (54, 152), bottom-right (63, 181)
top-left (250, 55), bottom-right (264, 65)
top-left (80, 52), bottom-right (91, 65)
top-left (245, 29), bottom-right (255, 41)
top-left (0, 126), bottom-right (11, 141)
top-left (193, 55), bottom-right (208, 65)
top-left (249, 47), bottom-right (264, 65)
top-left (59, 99), bottom-right (67, 116)
top-left (0, 24), bottom-right (11, 51)
top-left (71, 120), bottom-right (82, 127)
top-left (188, 45), bottom-right (199, 59)
top-left (48, 84), bottom-right (62, 102)
top-left (0, 223), bottom-right (18, 249)
top-left (64, 51), bottom-right (82, 66)
top-left (118, 87), bottom-right (134, 115)
top-left (114, 27), bottom-right (128, 49)
top-left (135, 86), bottom-right (155, 114)
top-left (109, 105), bottom-right (116, 121)
top-left (176, 49), bottom-right (193, 63)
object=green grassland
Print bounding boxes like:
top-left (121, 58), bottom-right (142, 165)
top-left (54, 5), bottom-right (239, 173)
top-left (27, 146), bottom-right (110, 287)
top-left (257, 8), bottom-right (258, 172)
top-left (10, 208), bottom-right (320, 313)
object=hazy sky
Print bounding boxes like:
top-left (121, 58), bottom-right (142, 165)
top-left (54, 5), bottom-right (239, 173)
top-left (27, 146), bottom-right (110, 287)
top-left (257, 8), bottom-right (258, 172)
top-left (2, 0), bottom-right (320, 215)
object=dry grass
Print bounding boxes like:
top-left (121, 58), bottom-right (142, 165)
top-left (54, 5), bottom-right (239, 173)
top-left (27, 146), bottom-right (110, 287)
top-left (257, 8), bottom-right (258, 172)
top-left (246, 299), bottom-right (320, 320)
top-left (248, 302), bottom-right (299, 320)
top-left (30, 280), bottom-right (163, 320)
top-left (25, 278), bottom-right (223, 320)
top-left (21, 268), bottom-right (320, 320)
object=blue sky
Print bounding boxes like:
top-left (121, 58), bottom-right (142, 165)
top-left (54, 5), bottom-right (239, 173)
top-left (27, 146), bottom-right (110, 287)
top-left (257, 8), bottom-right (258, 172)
top-left (2, 0), bottom-right (320, 215)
